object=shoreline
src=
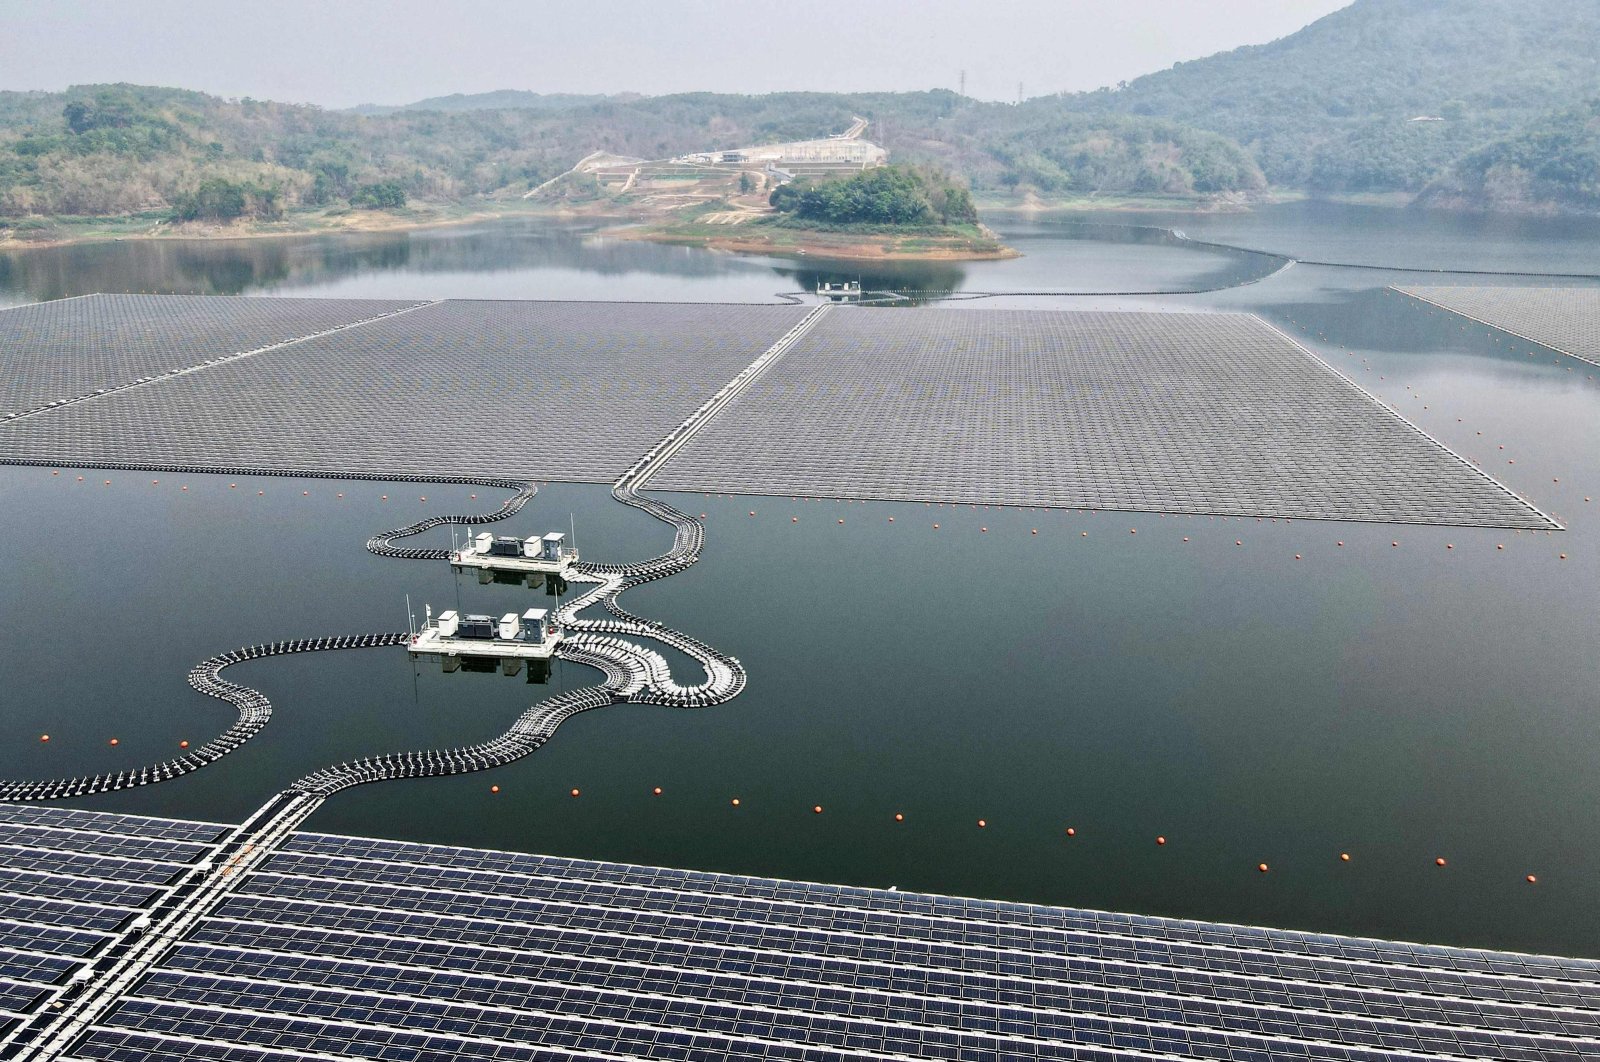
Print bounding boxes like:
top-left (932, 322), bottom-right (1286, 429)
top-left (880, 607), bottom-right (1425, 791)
top-left (0, 189), bottom-right (1557, 256)
top-left (618, 223), bottom-right (1023, 263)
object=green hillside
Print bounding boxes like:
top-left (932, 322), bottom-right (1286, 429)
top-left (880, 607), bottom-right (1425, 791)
top-left (4, 0), bottom-right (1600, 235)
top-left (1418, 98), bottom-right (1600, 213)
top-left (1056, 0), bottom-right (1600, 193)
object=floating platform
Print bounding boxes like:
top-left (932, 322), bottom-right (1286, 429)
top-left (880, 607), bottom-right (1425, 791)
top-left (408, 608), bottom-right (561, 661)
top-left (450, 531), bottom-right (577, 576)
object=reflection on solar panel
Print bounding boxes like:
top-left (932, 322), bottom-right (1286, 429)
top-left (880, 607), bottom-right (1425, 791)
top-left (0, 811), bottom-right (1587, 1062)
top-left (651, 306), bottom-right (1553, 528)
top-left (1396, 285), bottom-right (1600, 368)
top-left (0, 294), bottom-right (421, 415)
top-left (0, 298), bottom-right (810, 483)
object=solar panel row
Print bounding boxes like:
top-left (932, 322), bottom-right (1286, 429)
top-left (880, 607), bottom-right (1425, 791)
top-left (280, 833), bottom-right (1600, 980)
top-left (0, 802), bottom-right (230, 844)
top-left (0, 808), bottom-right (1588, 1061)
top-left (0, 299), bottom-right (811, 483)
top-left (0, 294), bottom-right (423, 416)
top-left (222, 875), bottom-right (1600, 1017)
top-left (650, 306), bottom-right (1553, 528)
top-left (0, 295), bottom-right (1551, 526)
top-left (1396, 286), bottom-right (1600, 368)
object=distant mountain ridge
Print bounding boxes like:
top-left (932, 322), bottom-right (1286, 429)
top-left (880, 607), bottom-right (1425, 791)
top-left (348, 90), bottom-right (626, 116)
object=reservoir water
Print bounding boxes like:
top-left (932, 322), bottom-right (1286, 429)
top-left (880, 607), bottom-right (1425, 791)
top-left (1, 202), bottom-right (1596, 957)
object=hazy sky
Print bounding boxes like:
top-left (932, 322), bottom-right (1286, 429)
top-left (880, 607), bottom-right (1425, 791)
top-left (0, 0), bottom-right (1353, 108)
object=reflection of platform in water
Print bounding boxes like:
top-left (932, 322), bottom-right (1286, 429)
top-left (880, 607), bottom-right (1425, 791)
top-left (409, 607), bottom-right (561, 663)
top-left (442, 653), bottom-right (552, 682)
top-left (472, 567), bottom-right (569, 595)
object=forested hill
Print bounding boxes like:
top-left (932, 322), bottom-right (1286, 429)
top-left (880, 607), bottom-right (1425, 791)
top-left (1417, 99), bottom-right (1600, 214)
top-left (3, 0), bottom-right (1599, 229)
top-left (0, 86), bottom-right (1263, 224)
top-left (1056, 0), bottom-right (1600, 194)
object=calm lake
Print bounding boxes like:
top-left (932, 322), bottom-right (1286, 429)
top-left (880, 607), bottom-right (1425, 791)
top-left (1, 202), bottom-right (1596, 957)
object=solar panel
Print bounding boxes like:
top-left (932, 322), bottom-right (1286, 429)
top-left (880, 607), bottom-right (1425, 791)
top-left (0, 298), bottom-right (810, 483)
top-left (1396, 285), bottom-right (1600, 367)
top-left (649, 306), bottom-right (1552, 528)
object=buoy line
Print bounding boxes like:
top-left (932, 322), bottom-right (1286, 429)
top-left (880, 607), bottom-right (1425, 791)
top-left (0, 632), bottom-right (408, 801)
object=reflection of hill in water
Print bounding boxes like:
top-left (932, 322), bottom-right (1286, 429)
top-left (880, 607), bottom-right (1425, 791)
top-left (0, 221), bottom-right (763, 303)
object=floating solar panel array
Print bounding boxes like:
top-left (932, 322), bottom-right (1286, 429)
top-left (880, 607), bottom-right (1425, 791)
top-left (0, 298), bottom-right (809, 483)
top-left (1395, 286), bottom-right (1600, 368)
top-left (0, 294), bottom-right (422, 418)
top-left (0, 811), bottom-right (1584, 1062)
top-left (0, 804), bottom-right (228, 1044)
top-left (651, 306), bottom-right (1554, 528)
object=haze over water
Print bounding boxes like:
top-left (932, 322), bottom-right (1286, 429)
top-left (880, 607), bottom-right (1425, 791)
top-left (1, 202), bottom-right (1596, 957)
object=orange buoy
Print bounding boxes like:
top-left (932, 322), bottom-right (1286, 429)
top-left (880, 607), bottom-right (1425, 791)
top-left (52, 471), bottom-right (59, 476)
top-left (258, 490), bottom-right (265, 496)
top-left (1526, 874), bottom-right (1537, 884)
top-left (894, 813), bottom-right (904, 822)
top-left (152, 479), bottom-right (159, 484)
top-left (838, 519), bottom-right (844, 524)
top-left (470, 493), bottom-right (477, 499)
top-left (749, 511), bottom-right (756, 516)
top-left (1497, 544), bottom-right (1504, 550)
top-left (887, 517), bottom-right (894, 522)
top-left (179, 740), bottom-right (189, 749)
top-left (303, 491), bottom-right (309, 496)
top-left (1559, 554), bottom-right (1568, 560)
top-left (933, 523), bottom-right (940, 529)
top-left (104, 480), bottom-right (111, 486)
top-left (1182, 537), bottom-right (1189, 542)
top-left (1391, 541), bottom-right (1399, 547)
top-left (1336, 541), bottom-right (1344, 547)
top-left (1081, 531), bottom-right (1087, 537)
top-left (39, 734), bottom-right (49, 743)
top-left (490, 785), bottom-right (500, 794)
top-left (812, 805), bottom-right (823, 814)
top-left (420, 496), bottom-right (427, 502)
top-left (1446, 544), bottom-right (1454, 550)
top-left (1257, 863), bottom-right (1269, 873)
top-left (1156, 835), bottom-right (1166, 845)
top-left (1031, 529), bottom-right (1038, 535)
top-left (108, 738), bottom-right (119, 746)
top-left (337, 493), bottom-right (344, 498)
top-left (1294, 555), bottom-right (1302, 561)
top-left (731, 798), bottom-right (741, 806)
top-left (977, 819), bottom-right (987, 828)
top-left (1065, 827), bottom-right (1076, 837)
top-left (381, 495), bottom-right (387, 500)
top-left (652, 787), bottom-right (662, 795)
top-left (570, 788), bottom-right (581, 797)
top-left (980, 527), bottom-right (988, 533)
top-left (1235, 540), bottom-right (1242, 546)
top-left (1129, 528), bottom-right (1137, 535)
top-left (77, 476), bottom-right (84, 481)
top-left (1435, 857), bottom-right (1447, 867)
top-left (792, 517), bottom-right (798, 522)
top-left (181, 485), bottom-right (187, 491)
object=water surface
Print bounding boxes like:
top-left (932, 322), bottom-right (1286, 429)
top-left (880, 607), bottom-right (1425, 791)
top-left (1, 202), bottom-right (1596, 957)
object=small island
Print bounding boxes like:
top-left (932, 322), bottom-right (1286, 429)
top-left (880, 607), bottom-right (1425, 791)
top-left (632, 164), bottom-right (1017, 262)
